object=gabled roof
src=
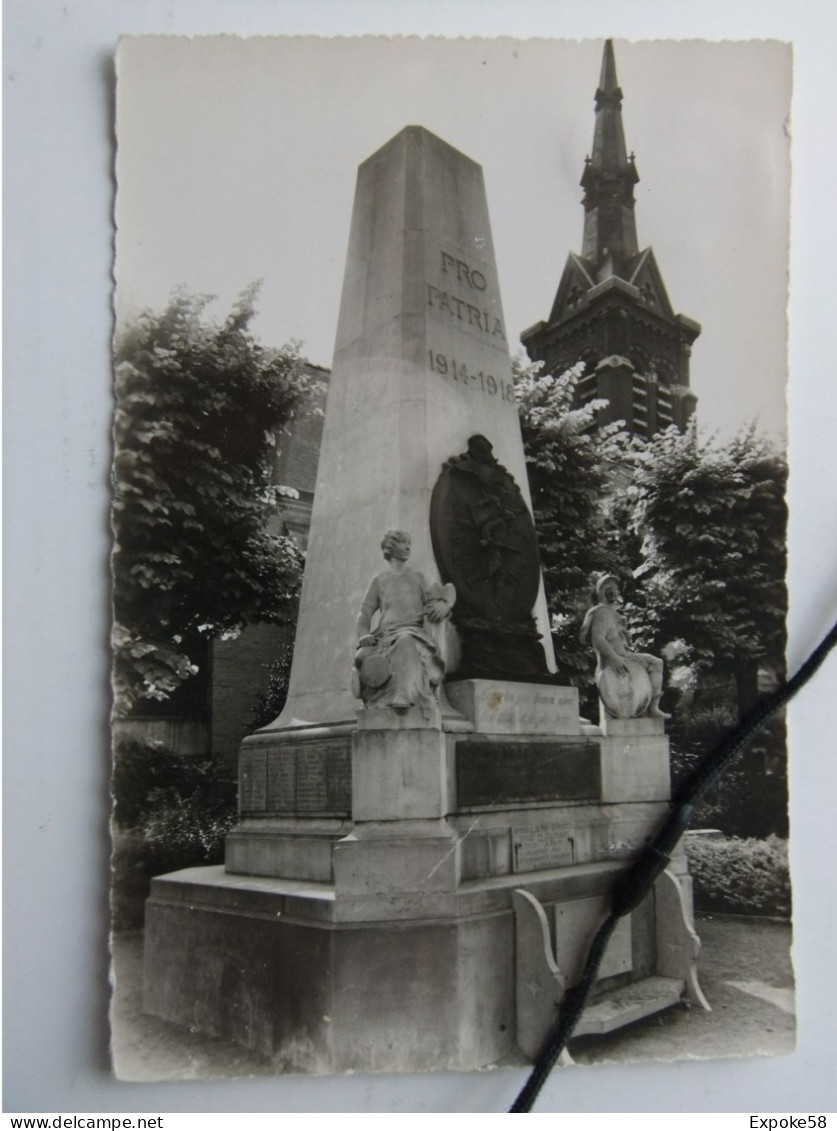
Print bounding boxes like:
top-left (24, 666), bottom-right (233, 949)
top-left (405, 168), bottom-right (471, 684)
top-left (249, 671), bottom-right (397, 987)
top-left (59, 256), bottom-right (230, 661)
top-left (626, 247), bottom-right (675, 319)
top-left (547, 243), bottom-right (684, 328)
top-left (548, 252), bottom-right (596, 323)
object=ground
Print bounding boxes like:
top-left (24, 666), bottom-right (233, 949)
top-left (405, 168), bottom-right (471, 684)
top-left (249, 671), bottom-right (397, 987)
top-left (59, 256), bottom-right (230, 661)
top-left (110, 915), bottom-right (794, 1082)
top-left (571, 917), bottom-right (794, 1066)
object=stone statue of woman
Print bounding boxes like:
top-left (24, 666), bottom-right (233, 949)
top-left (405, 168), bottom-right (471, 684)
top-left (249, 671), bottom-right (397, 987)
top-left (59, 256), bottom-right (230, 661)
top-left (580, 574), bottom-right (669, 720)
top-left (352, 530), bottom-right (455, 720)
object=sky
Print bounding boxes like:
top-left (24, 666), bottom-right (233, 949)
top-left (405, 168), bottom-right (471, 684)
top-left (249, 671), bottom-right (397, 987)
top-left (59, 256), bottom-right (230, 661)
top-left (115, 36), bottom-right (791, 440)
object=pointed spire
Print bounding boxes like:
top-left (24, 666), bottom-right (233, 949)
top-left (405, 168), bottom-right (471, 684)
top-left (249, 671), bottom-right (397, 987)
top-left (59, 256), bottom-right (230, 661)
top-left (598, 38), bottom-right (621, 104)
top-left (580, 39), bottom-right (640, 274)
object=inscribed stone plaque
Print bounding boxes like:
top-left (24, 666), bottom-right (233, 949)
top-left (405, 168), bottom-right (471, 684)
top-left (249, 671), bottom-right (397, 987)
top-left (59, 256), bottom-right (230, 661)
top-left (446, 679), bottom-right (579, 735)
top-left (295, 745), bottom-right (329, 811)
top-left (456, 738), bottom-right (600, 808)
top-left (512, 824), bottom-right (575, 871)
top-left (239, 749), bottom-right (267, 813)
top-left (326, 743), bottom-right (352, 811)
top-left (249, 738), bottom-right (353, 816)
top-left (266, 752), bottom-right (296, 811)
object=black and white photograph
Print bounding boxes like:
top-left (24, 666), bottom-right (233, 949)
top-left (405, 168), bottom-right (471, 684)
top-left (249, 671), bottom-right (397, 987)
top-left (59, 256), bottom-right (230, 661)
top-left (108, 35), bottom-right (794, 1091)
top-left (10, 0), bottom-right (837, 1116)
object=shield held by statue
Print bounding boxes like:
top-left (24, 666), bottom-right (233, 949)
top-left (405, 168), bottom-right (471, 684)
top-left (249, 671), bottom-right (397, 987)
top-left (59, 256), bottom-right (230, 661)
top-left (430, 433), bottom-right (550, 681)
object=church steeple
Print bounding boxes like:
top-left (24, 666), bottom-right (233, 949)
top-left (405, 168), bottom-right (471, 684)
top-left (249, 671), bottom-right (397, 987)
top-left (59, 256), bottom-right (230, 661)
top-left (521, 38), bottom-right (701, 439)
top-left (580, 39), bottom-right (640, 275)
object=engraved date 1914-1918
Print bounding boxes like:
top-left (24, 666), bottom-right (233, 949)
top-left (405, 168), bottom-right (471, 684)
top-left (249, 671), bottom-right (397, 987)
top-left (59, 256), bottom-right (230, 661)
top-left (428, 350), bottom-right (515, 401)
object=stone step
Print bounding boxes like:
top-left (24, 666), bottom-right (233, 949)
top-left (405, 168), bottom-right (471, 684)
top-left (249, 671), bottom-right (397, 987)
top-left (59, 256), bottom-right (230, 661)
top-left (575, 975), bottom-right (685, 1036)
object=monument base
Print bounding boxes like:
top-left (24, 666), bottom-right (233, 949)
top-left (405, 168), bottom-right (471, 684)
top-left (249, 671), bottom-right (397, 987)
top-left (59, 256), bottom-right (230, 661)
top-left (143, 866), bottom-right (515, 1074)
top-left (144, 850), bottom-right (704, 1074)
top-left (143, 692), bottom-right (707, 1075)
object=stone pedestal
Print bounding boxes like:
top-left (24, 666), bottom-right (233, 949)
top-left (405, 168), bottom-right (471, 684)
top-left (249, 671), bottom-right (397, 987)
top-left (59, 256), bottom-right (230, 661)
top-left (599, 712), bottom-right (666, 737)
top-left (350, 727), bottom-right (453, 821)
top-left (144, 866), bottom-right (515, 1075)
top-left (333, 820), bottom-right (461, 898)
top-left (142, 692), bottom-right (704, 1073)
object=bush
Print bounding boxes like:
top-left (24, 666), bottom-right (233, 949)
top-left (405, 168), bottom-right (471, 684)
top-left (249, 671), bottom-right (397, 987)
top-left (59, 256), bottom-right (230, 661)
top-left (248, 637), bottom-right (295, 731)
top-left (111, 737), bottom-right (237, 930)
top-left (110, 827), bottom-right (154, 933)
top-left (669, 698), bottom-right (788, 838)
top-left (684, 833), bottom-right (791, 918)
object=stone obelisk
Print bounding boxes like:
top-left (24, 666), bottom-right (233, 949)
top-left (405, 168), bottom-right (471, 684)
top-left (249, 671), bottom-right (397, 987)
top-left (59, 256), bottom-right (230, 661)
top-left (270, 125), bottom-right (555, 731)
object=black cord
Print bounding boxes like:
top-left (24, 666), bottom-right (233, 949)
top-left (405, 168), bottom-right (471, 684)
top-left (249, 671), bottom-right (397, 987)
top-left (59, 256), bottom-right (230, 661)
top-left (510, 617), bottom-right (837, 1113)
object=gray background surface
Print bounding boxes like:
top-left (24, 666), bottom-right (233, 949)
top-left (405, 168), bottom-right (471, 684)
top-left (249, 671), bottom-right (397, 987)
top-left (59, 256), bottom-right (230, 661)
top-left (5, 0), bottom-right (837, 1114)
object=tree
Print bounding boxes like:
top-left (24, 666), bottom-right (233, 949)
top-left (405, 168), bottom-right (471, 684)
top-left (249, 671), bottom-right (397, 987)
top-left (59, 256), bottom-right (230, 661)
top-left (112, 287), bottom-right (314, 712)
top-left (629, 423), bottom-right (787, 716)
top-left (515, 358), bottom-right (633, 688)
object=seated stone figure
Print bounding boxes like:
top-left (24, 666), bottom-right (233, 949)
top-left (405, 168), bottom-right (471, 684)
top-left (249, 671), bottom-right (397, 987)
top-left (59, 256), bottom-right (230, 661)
top-left (353, 530), bottom-right (455, 720)
top-left (580, 574), bottom-right (669, 720)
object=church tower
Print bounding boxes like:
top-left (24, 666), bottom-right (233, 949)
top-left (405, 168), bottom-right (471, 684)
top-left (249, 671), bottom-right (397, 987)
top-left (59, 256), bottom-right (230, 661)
top-left (522, 40), bottom-right (700, 437)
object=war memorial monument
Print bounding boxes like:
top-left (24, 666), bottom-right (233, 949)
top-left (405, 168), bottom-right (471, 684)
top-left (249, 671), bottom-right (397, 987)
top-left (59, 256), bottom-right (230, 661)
top-left (143, 124), bottom-right (707, 1074)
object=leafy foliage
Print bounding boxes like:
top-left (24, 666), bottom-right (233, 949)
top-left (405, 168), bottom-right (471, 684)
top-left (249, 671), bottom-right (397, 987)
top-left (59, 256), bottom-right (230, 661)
top-left (669, 700), bottom-right (788, 837)
top-left (111, 736), bottom-right (238, 930)
top-left (112, 735), bottom-right (232, 833)
top-left (112, 287), bottom-right (312, 710)
top-left (248, 635), bottom-right (295, 732)
top-left (516, 363), bottom-right (787, 725)
top-left (514, 358), bottom-right (633, 688)
top-left (629, 424), bottom-right (787, 686)
top-left (684, 834), bottom-right (791, 918)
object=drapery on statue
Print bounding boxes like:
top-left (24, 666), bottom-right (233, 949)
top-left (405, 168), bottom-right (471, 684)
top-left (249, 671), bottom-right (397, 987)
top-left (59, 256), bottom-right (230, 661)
top-left (580, 574), bottom-right (669, 720)
top-left (353, 530), bottom-right (455, 719)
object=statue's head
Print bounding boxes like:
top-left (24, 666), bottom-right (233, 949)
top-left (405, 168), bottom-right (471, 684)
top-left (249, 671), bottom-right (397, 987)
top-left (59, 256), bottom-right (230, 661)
top-left (467, 434), bottom-right (494, 463)
top-left (596, 574), bottom-right (621, 603)
top-left (381, 529), bottom-right (411, 562)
